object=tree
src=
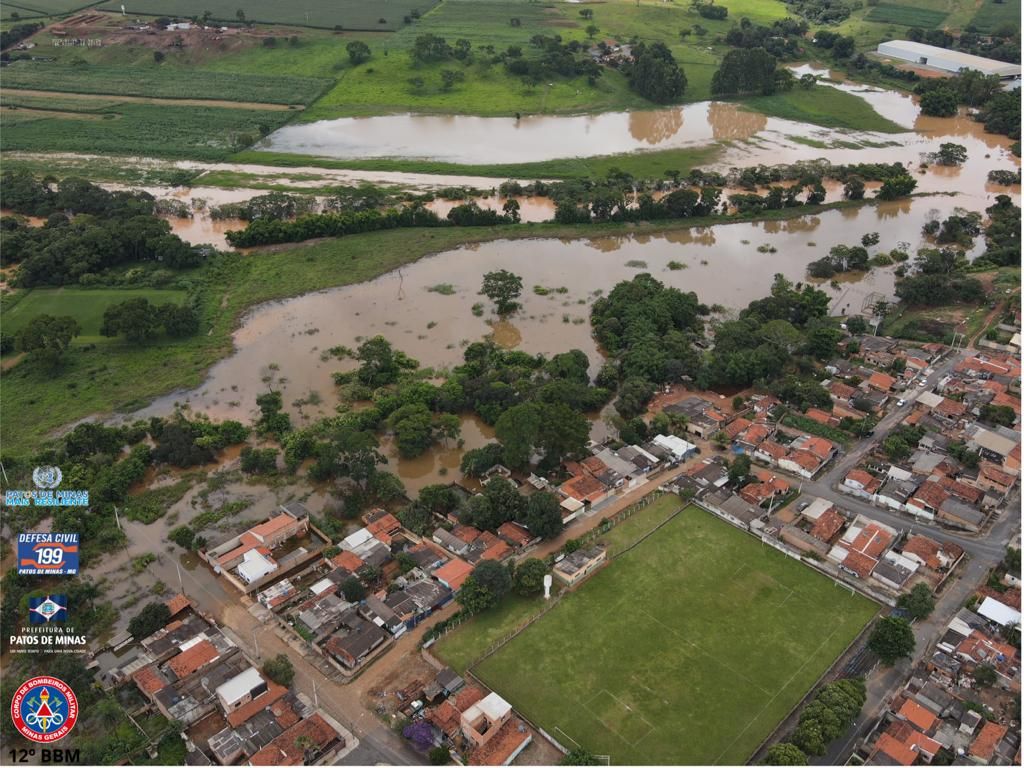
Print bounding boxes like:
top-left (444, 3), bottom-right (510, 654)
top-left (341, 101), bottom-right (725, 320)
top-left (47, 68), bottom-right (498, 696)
top-left (561, 748), bottom-right (598, 765)
top-left (236, 8), bottom-right (245, 23)
top-left (712, 47), bottom-right (778, 96)
top-left (262, 654), bottom-right (295, 686)
top-left (897, 583), bottom-right (935, 620)
top-left (18, 314), bottom-right (79, 369)
top-left (456, 575), bottom-right (495, 613)
top-left (845, 315), bottom-right (868, 335)
top-left (153, 50), bottom-right (165, 63)
top-left (729, 454), bottom-right (751, 486)
top-left (520, 492), bottom-right (563, 539)
top-left (440, 69), bottom-right (465, 91)
top-left (876, 175), bottom-right (917, 200)
top-left (341, 576), bottom-right (367, 602)
top-left (513, 558), bottom-right (549, 596)
top-left (128, 601), bottom-right (171, 639)
top-left (101, 298), bottom-right (163, 342)
top-left (762, 743), bottom-right (807, 765)
top-left (159, 303), bottom-right (200, 337)
top-left (934, 142), bottom-right (967, 166)
top-left (843, 176), bottom-right (865, 200)
top-left (347, 40), bottom-right (371, 65)
top-left (868, 616), bottom-right (915, 664)
top-left (973, 664), bottom-right (997, 687)
top-left (472, 559), bottom-right (512, 600)
top-left (627, 42), bottom-right (687, 103)
top-left (919, 87), bottom-right (958, 117)
top-left (585, 23), bottom-right (599, 39)
top-left (428, 746), bottom-right (450, 765)
top-left (169, 525), bottom-right (195, 549)
top-left (481, 269), bottom-right (523, 315)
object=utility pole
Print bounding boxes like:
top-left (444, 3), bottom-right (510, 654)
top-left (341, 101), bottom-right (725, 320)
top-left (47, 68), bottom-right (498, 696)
top-left (251, 628), bottom-right (260, 659)
top-left (176, 562), bottom-right (185, 595)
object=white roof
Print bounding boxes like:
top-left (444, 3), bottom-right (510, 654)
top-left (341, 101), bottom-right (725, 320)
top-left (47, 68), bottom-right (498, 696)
top-left (310, 578), bottom-right (334, 595)
top-left (179, 634), bottom-right (207, 653)
top-left (237, 549), bottom-right (277, 583)
top-left (342, 527), bottom-right (374, 550)
top-left (463, 691), bottom-right (512, 724)
top-left (882, 550), bottom-right (919, 573)
top-left (560, 497), bottom-right (584, 512)
top-left (1010, 333), bottom-right (1020, 349)
top-left (652, 434), bottom-right (697, 458)
top-left (916, 391), bottom-right (943, 409)
top-left (216, 666), bottom-right (264, 706)
top-left (801, 497), bottom-right (834, 521)
top-left (970, 428), bottom-right (1018, 457)
top-left (947, 617), bottom-right (973, 638)
top-left (978, 596), bottom-right (1022, 628)
top-left (877, 40), bottom-right (1022, 77)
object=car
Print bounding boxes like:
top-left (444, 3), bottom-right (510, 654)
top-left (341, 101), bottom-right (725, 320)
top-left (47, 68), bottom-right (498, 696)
top-left (896, 398), bottom-right (906, 407)
top-left (918, 379), bottom-right (928, 387)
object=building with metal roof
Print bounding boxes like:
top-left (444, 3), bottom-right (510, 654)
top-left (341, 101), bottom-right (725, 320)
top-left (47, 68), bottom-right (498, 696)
top-left (877, 40), bottom-right (1022, 80)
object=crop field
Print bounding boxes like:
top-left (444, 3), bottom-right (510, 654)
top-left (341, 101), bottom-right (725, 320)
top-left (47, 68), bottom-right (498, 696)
top-left (865, 2), bottom-right (948, 27)
top-left (0, 102), bottom-right (291, 160)
top-left (1, 0), bottom-right (101, 19)
top-left (473, 504), bottom-right (878, 765)
top-left (3, 288), bottom-right (187, 340)
top-left (96, 0), bottom-right (440, 30)
top-left (969, 0), bottom-right (1021, 33)
top-left (0, 63), bottom-right (329, 105)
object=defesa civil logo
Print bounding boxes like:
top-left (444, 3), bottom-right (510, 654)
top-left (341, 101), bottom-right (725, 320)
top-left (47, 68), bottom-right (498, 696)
top-left (10, 677), bottom-right (79, 743)
top-left (17, 534), bottom-right (80, 576)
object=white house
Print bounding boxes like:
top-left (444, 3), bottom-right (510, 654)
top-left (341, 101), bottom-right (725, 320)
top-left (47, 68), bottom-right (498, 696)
top-left (651, 434), bottom-right (697, 461)
top-left (978, 596), bottom-right (1022, 629)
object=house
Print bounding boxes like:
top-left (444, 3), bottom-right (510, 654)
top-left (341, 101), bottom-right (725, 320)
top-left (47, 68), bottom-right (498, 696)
top-left (977, 596), bottom-right (1022, 629)
top-left (323, 617), bottom-right (389, 669)
top-left (460, 692), bottom-right (532, 766)
top-left (650, 433), bottom-right (698, 461)
top-left (433, 528), bottom-right (470, 556)
top-left (496, 521), bottom-right (536, 549)
top-left (365, 512), bottom-right (402, 545)
top-left (810, 507), bottom-right (845, 543)
top-left (433, 558), bottom-right (474, 592)
top-left (867, 371), bottom-right (896, 393)
top-left (844, 468), bottom-right (882, 499)
top-left (216, 668), bottom-right (288, 727)
top-left (830, 516), bottom-right (896, 579)
top-left (896, 699), bottom-right (937, 734)
top-left (206, 508), bottom-right (310, 575)
top-left (901, 535), bottom-right (961, 571)
top-left (553, 546), bottom-right (606, 586)
top-left (907, 480), bottom-right (950, 521)
top-left (663, 396), bottom-right (727, 438)
top-left (937, 476), bottom-right (984, 506)
top-left (975, 462), bottom-right (1016, 498)
top-left (328, 549), bottom-right (365, 574)
top-left (827, 380), bottom-right (857, 402)
top-left (872, 551), bottom-right (918, 591)
top-left (723, 417), bottom-right (752, 440)
top-left (778, 449), bottom-right (827, 479)
top-left (560, 472), bottom-right (610, 506)
top-left (805, 407), bottom-right (839, 426)
top-left (937, 498), bottom-right (985, 532)
top-left (876, 477), bottom-right (919, 513)
top-left (780, 525), bottom-right (830, 556)
top-left (247, 713), bottom-right (343, 766)
top-left (969, 721), bottom-right (1009, 763)
top-left (739, 470), bottom-right (790, 507)
top-left (753, 440), bottom-right (787, 465)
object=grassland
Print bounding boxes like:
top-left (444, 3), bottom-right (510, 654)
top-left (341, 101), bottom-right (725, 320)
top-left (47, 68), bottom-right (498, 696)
top-left (233, 144), bottom-right (722, 180)
top-left (1, 63), bottom-right (329, 105)
top-left (3, 288), bottom-right (187, 340)
top-left (740, 85), bottom-right (906, 134)
top-left (97, 0), bottom-right (439, 31)
top-left (864, 3), bottom-right (948, 28)
top-left (1, 0), bottom-right (101, 19)
top-left (969, 0), bottom-right (1022, 33)
top-left (474, 504), bottom-right (878, 765)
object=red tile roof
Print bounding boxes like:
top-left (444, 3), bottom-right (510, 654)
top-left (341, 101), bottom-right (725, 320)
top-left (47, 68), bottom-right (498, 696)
top-left (787, 450), bottom-right (824, 472)
top-left (810, 508), bottom-right (844, 543)
top-left (738, 424), bottom-right (770, 446)
top-left (581, 456), bottom-right (608, 475)
top-left (165, 594), bottom-right (192, 617)
top-left (798, 436), bottom-right (835, 460)
top-left (469, 718), bottom-right (532, 766)
top-left (132, 665), bottom-right (169, 696)
top-left (366, 513), bottom-right (401, 544)
top-left (842, 550), bottom-right (878, 579)
top-left (724, 417), bottom-right (752, 439)
top-left (868, 372), bottom-right (896, 392)
top-left (850, 523), bottom-right (894, 558)
top-left (874, 733), bottom-right (917, 766)
top-left (329, 550), bottom-right (365, 572)
top-left (937, 476), bottom-right (984, 505)
top-left (901, 535), bottom-right (941, 569)
top-left (226, 682), bottom-right (288, 728)
top-left (911, 481), bottom-right (950, 511)
top-left (805, 408), bottom-right (835, 425)
top-left (451, 525), bottom-right (483, 544)
top-left (829, 381), bottom-right (856, 400)
top-left (898, 699), bottom-right (937, 733)
top-left (166, 639), bottom-right (219, 679)
top-left (846, 469), bottom-right (882, 493)
top-left (481, 540), bottom-right (512, 562)
top-left (497, 522), bottom-right (533, 547)
top-left (757, 440), bottom-right (787, 460)
top-left (251, 513), bottom-right (299, 540)
top-left (433, 558), bottom-right (474, 591)
top-left (970, 721), bottom-right (1008, 761)
top-left (980, 462), bottom-right (1015, 488)
top-left (561, 473), bottom-right (607, 503)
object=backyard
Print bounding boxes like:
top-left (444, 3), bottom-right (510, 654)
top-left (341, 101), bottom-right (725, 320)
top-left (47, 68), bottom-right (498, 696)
top-left (473, 503), bottom-right (879, 764)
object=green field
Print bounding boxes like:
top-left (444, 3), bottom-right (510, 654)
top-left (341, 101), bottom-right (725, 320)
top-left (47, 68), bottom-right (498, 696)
top-left (741, 85), bottom-right (906, 134)
top-left (865, 3), bottom-right (948, 27)
top-left (1, 63), bottom-right (329, 105)
top-left (969, 0), bottom-right (1021, 33)
top-left (435, 594), bottom-right (553, 674)
top-left (1, 0), bottom-right (101, 19)
top-left (474, 504), bottom-right (878, 765)
top-left (97, 0), bottom-right (439, 30)
top-left (3, 288), bottom-right (187, 340)
top-left (1, 102), bottom-right (293, 160)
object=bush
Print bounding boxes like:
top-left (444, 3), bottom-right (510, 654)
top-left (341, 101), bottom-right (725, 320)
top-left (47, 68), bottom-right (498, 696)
top-left (261, 653), bottom-right (295, 686)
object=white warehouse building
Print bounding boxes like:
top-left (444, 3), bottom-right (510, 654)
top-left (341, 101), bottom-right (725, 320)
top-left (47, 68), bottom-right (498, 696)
top-left (876, 40), bottom-right (1021, 81)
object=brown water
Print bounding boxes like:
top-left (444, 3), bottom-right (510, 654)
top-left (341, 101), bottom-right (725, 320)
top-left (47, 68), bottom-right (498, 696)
top-left (259, 102), bottom-right (783, 163)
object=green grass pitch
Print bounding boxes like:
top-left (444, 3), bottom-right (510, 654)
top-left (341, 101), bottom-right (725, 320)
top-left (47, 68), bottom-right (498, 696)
top-left (473, 503), bottom-right (879, 765)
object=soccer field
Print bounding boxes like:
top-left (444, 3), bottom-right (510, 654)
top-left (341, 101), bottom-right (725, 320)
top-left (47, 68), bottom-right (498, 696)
top-left (473, 503), bottom-right (879, 765)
